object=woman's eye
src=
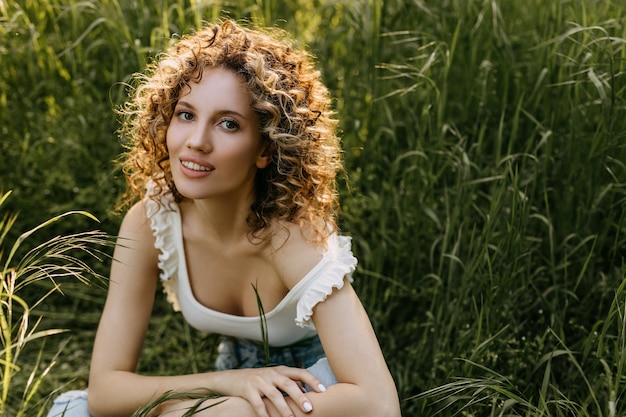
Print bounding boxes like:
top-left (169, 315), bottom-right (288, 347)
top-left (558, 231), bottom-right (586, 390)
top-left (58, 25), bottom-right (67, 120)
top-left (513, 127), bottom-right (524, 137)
top-left (177, 111), bottom-right (193, 121)
top-left (219, 119), bottom-right (240, 131)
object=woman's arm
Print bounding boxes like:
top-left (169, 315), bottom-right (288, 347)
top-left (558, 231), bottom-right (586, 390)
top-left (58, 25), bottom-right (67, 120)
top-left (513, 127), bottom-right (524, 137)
top-left (271, 279), bottom-right (401, 417)
top-left (264, 226), bottom-right (401, 417)
top-left (87, 202), bottom-right (325, 417)
top-left (87, 200), bottom-right (169, 416)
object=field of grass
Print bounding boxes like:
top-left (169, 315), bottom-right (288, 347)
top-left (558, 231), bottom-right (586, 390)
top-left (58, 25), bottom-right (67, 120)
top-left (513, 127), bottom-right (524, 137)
top-left (1, 0), bottom-right (626, 416)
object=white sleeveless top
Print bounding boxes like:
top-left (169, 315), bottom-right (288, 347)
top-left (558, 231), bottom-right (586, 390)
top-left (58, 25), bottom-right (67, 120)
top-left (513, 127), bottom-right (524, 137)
top-left (144, 188), bottom-right (357, 347)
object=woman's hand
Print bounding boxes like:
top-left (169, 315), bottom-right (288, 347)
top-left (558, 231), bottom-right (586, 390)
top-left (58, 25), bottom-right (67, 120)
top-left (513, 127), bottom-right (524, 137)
top-left (215, 365), bottom-right (326, 417)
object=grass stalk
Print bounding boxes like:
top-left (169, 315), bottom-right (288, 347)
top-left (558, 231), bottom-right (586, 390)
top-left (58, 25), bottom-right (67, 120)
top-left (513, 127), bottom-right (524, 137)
top-left (0, 191), bottom-right (112, 415)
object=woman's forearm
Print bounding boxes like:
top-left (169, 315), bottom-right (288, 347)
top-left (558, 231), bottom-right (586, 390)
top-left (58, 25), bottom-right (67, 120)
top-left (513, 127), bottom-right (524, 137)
top-left (151, 396), bottom-right (255, 417)
top-left (88, 370), bottom-right (223, 417)
top-left (145, 383), bottom-right (400, 417)
top-left (267, 383), bottom-right (401, 417)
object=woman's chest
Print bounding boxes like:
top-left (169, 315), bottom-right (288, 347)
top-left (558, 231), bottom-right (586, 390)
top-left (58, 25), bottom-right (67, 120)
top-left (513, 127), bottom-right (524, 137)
top-left (182, 238), bottom-right (289, 317)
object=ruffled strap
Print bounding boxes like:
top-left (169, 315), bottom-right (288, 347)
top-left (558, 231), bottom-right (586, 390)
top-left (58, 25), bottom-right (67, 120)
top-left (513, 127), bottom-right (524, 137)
top-left (144, 181), bottom-right (181, 312)
top-left (295, 234), bottom-right (358, 328)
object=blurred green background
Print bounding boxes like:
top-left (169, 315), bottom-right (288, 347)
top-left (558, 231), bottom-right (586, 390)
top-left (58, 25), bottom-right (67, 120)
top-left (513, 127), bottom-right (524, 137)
top-left (1, 1), bottom-right (626, 416)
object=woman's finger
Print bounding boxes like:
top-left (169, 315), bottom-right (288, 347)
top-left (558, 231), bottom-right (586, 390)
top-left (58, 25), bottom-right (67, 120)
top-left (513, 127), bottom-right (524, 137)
top-left (244, 375), bottom-right (295, 417)
top-left (244, 387), bottom-right (271, 417)
top-left (264, 371), bottom-right (315, 415)
top-left (274, 366), bottom-right (327, 393)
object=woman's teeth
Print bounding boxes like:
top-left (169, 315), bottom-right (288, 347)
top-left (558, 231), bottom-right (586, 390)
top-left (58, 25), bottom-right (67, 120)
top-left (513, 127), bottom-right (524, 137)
top-left (182, 161), bottom-right (212, 171)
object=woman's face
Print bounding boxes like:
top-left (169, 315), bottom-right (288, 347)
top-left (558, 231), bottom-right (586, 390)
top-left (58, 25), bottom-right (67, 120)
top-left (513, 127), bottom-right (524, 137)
top-left (166, 67), bottom-right (269, 202)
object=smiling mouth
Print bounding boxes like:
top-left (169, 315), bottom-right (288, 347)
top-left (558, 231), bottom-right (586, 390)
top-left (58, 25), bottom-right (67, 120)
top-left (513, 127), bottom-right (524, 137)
top-left (181, 160), bottom-right (214, 172)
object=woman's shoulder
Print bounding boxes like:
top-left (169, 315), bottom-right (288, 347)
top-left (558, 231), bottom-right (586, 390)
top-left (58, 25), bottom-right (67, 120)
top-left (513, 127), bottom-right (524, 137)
top-left (111, 201), bottom-right (161, 278)
top-left (269, 221), bottom-right (326, 289)
top-left (117, 200), bottom-right (158, 248)
top-left (120, 200), bottom-right (151, 231)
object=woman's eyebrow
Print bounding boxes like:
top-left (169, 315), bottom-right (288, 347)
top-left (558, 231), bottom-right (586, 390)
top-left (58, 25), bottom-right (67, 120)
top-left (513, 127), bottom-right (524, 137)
top-left (175, 100), bottom-right (196, 110)
top-left (176, 100), bottom-right (251, 120)
top-left (215, 109), bottom-right (250, 119)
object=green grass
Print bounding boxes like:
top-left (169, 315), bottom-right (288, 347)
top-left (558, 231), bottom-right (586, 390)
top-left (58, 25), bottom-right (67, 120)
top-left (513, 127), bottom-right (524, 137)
top-left (1, 0), bottom-right (626, 416)
top-left (0, 191), bottom-right (112, 416)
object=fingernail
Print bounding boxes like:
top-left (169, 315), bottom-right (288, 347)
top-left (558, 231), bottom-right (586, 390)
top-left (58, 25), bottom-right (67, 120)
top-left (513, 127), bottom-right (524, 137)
top-left (303, 401), bottom-right (313, 412)
top-left (317, 383), bottom-right (327, 392)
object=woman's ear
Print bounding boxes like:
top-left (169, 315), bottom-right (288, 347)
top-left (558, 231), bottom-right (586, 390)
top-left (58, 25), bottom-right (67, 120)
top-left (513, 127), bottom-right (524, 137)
top-left (256, 142), bottom-right (271, 169)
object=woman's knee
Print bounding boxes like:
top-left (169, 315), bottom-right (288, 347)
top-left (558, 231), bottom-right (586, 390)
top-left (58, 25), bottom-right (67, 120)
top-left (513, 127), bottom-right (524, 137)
top-left (47, 390), bottom-right (91, 417)
top-left (305, 357), bottom-right (338, 390)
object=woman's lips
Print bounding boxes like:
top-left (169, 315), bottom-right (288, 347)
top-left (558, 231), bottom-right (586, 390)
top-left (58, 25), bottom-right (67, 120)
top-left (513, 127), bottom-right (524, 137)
top-left (179, 156), bottom-right (215, 177)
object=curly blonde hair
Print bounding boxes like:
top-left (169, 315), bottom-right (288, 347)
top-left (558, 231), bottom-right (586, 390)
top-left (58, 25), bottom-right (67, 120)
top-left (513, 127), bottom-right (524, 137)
top-left (118, 20), bottom-right (342, 242)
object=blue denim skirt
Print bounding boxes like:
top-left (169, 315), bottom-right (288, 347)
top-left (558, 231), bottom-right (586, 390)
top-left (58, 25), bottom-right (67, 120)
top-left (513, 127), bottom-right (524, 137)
top-left (216, 334), bottom-right (326, 370)
top-left (47, 335), bottom-right (337, 417)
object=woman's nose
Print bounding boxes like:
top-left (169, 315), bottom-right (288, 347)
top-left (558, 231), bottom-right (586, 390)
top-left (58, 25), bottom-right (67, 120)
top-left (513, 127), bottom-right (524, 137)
top-left (185, 125), bottom-right (212, 152)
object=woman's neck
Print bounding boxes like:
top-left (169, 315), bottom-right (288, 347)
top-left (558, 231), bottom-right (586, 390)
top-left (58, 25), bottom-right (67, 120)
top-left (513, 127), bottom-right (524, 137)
top-left (179, 197), bottom-right (257, 247)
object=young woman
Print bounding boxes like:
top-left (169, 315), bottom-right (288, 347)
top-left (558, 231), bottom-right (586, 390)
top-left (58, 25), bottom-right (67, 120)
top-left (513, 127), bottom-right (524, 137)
top-left (47, 20), bottom-right (400, 417)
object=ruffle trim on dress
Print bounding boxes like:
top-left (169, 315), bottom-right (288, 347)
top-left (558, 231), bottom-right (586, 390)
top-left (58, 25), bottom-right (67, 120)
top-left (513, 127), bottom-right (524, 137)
top-left (145, 181), bottom-right (182, 312)
top-left (295, 235), bottom-right (357, 328)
